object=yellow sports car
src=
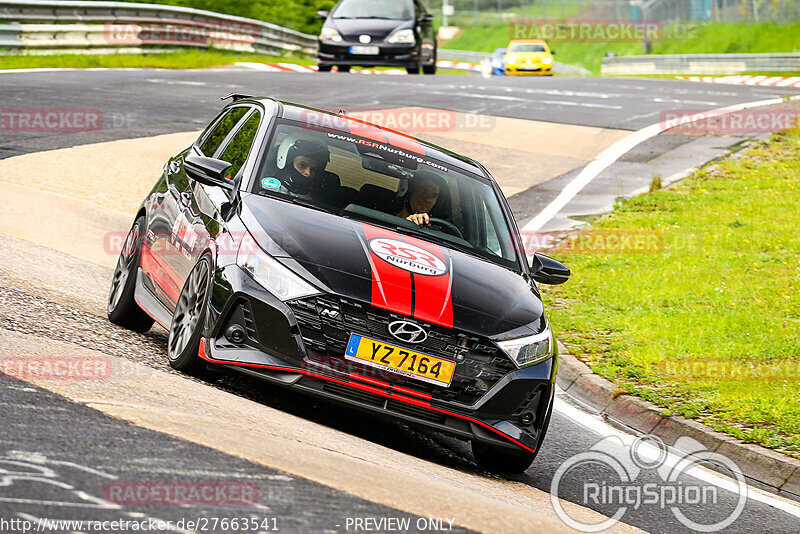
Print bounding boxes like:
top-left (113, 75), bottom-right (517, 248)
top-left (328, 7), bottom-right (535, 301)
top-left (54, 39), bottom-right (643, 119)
top-left (504, 39), bottom-right (554, 76)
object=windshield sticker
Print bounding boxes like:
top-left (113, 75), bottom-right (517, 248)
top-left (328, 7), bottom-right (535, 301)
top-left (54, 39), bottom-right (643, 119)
top-left (261, 177), bottom-right (281, 189)
top-left (326, 132), bottom-right (449, 173)
top-left (368, 238), bottom-right (447, 276)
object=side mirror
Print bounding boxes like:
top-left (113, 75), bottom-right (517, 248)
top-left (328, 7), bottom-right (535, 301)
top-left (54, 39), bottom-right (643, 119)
top-left (419, 13), bottom-right (434, 23)
top-left (184, 152), bottom-right (233, 190)
top-left (530, 253), bottom-right (570, 285)
top-left (550, 50), bottom-right (556, 55)
top-left (316, 10), bottom-right (329, 20)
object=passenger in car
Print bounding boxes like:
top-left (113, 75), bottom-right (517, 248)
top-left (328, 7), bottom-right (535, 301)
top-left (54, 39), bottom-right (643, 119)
top-left (396, 171), bottom-right (448, 227)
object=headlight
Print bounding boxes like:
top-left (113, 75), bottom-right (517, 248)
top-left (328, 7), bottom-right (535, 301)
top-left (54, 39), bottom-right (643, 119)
top-left (386, 29), bottom-right (415, 44)
top-left (542, 57), bottom-right (553, 65)
top-left (319, 27), bottom-right (342, 42)
top-left (497, 320), bottom-right (554, 368)
top-left (237, 237), bottom-right (319, 301)
top-left (505, 57), bottom-right (516, 65)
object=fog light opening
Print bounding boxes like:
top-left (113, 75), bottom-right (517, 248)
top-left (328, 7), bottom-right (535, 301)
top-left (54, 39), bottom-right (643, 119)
top-left (225, 324), bottom-right (247, 344)
top-left (520, 411), bottom-right (536, 426)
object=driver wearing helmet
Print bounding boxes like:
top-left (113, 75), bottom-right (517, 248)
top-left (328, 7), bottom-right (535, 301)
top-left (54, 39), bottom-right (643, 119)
top-left (273, 139), bottom-right (331, 198)
top-left (396, 170), bottom-right (447, 227)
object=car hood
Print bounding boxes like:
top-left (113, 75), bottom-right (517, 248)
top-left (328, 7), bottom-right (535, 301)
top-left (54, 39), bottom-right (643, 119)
top-left (507, 52), bottom-right (550, 60)
top-left (240, 195), bottom-right (543, 338)
top-left (327, 18), bottom-right (408, 41)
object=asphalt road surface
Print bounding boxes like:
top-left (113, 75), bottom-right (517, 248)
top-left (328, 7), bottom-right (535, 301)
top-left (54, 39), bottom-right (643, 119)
top-left (1, 69), bottom-right (799, 533)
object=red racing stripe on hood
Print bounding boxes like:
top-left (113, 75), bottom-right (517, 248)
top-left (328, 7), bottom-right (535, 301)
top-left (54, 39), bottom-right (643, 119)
top-left (360, 224), bottom-right (412, 316)
top-left (400, 234), bottom-right (453, 328)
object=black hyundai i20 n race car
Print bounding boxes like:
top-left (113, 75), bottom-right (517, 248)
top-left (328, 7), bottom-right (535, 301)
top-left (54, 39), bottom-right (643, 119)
top-left (108, 96), bottom-right (570, 472)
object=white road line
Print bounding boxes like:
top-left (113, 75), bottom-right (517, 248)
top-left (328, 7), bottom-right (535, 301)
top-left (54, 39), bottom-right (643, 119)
top-left (522, 94), bottom-right (800, 233)
top-left (554, 394), bottom-right (800, 518)
top-left (145, 79), bottom-right (206, 86)
top-left (429, 91), bottom-right (623, 109)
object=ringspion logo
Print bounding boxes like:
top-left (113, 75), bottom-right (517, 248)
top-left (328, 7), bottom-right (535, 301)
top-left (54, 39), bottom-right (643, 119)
top-left (551, 435), bottom-right (747, 532)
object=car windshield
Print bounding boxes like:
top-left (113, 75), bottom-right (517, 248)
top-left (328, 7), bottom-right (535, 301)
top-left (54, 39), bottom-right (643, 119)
top-left (509, 43), bottom-right (546, 53)
top-left (332, 0), bottom-right (413, 20)
top-left (252, 120), bottom-right (520, 269)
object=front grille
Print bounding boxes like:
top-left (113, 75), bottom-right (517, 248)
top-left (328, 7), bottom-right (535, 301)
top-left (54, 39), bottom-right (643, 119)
top-left (386, 399), bottom-right (446, 424)
top-left (288, 295), bottom-right (516, 405)
top-left (324, 382), bottom-right (384, 407)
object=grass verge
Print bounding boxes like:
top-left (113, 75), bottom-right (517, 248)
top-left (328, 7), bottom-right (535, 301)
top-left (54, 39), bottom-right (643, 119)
top-left (0, 50), bottom-right (312, 70)
top-left (444, 21), bottom-right (800, 75)
top-left (543, 128), bottom-right (800, 457)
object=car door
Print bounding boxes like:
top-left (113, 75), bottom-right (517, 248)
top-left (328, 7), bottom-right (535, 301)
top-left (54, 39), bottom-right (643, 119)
top-left (149, 106), bottom-right (251, 311)
top-left (182, 106), bottom-right (264, 276)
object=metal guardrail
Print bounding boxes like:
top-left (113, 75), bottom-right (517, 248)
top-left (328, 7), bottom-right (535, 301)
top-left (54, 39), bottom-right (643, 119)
top-left (0, 0), bottom-right (317, 56)
top-left (602, 53), bottom-right (800, 75)
top-left (441, 48), bottom-right (592, 76)
top-left (0, 22), bottom-right (20, 48)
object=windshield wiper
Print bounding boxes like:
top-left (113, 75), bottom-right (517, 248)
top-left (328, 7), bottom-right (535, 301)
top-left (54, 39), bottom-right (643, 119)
top-left (288, 197), bottom-right (332, 214)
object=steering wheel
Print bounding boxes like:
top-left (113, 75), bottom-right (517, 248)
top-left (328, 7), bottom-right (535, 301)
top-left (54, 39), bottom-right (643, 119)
top-left (428, 217), bottom-right (463, 239)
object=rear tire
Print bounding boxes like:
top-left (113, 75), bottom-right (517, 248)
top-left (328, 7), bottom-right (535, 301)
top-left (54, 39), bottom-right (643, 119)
top-left (107, 216), bottom-right (154, 333)
top-left (167, 256), bottom-right (212, 373)
top-left (337, 65), bottom-right (351, 73)
top-left (471, 442), bottom-right (536, 473)
top-left (317, 64), bottom-right (332, 72)
top-left (406, 62), bottom-right (420, 74)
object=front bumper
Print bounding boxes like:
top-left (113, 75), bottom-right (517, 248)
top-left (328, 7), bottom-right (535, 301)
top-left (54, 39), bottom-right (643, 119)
top-left (318, 40), bottom-right (419, 68)
top-left (202, 264), bottom-right (557, 454)
top-left (505, 64), bottom-right (553, 76)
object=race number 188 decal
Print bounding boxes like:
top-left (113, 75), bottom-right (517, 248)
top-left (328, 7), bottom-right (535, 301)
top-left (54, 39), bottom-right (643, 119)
top-left (368, 238), bottom-right (447, 276)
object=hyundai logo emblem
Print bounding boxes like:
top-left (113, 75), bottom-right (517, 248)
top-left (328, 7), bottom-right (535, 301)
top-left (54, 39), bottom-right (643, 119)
top-left (388, 321), bottom-right (427, 344)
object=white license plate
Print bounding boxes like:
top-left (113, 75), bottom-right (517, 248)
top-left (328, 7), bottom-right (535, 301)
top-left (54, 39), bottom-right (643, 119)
top-left (349, 46), bottom-right (379, 55)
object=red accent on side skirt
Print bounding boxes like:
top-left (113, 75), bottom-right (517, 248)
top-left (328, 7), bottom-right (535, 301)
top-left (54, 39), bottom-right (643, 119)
top-left (391, 385), bottom-right (433, 400)
top-left (349, 372), bottom-right (391, 389)
top-left (197, 349), bottom-right (535, 454)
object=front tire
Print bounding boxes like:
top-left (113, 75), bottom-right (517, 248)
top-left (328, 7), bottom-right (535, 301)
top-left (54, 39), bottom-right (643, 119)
top-left (337, 65), bottom-right (351, 73)
top-left (406, 62), bottom-right (420, 74)
top-left (167, 256), bottom-right (212, 372)
top-left (317, 64), bottom-right (332, 72)
top-left (107, 216), bottom-right (154, 333)
top-left (423, 48), bottom-right (437, 75)
top-left (471, 442), bottom-right (536, 473)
